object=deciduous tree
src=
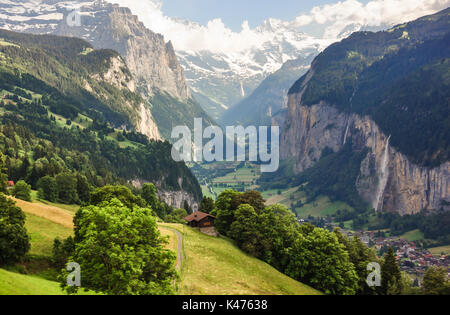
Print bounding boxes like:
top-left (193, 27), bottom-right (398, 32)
top-left (64, 199), bottom-right (176, 295)
top-left (37, 176), bottom-right (57, 202)
top-left (0, 194), bottom-right (30, 265)
top-left (12, 180), bottom-right (31, 202)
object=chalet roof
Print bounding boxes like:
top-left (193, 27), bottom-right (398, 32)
top-left (184, 211), bottom-right (216, 223)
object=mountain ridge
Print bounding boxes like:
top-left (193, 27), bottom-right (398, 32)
top-left (0, 0), bottom-right (214, 140)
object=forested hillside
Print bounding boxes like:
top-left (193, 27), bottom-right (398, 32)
top-left (0, 29), bottom-right (201, 202)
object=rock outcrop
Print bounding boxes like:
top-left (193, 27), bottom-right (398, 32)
top-left (130, 179), bottom-right (199, 209)
top-left (158, 190), bottom-right (199, 211)
top-left (281, 93), bottom-right (450, 215)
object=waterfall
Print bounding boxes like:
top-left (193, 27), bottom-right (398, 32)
top-left (240, 81), bottom-right (245, 97)
top-left (343, 119), bottom-right (350, 145)
top-left (343, 88), bottom-right (357, 145)
top-left (374, 136), bottom-right (391, 212)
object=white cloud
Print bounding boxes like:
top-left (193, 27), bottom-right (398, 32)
top-left (295, 0), bottom-right (450, 39)
top-left (106, 0), bottom-right (450, 53)
top-left (107, 0), bottom-right (275, 54)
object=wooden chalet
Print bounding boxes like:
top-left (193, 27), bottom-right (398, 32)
top-left (184, 211), bottom-right (216, 228)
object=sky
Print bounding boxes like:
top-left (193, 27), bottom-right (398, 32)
top-left (160, 0), bottom-right (361, 31)
top-left (107, 0), bottom-right (450, 53)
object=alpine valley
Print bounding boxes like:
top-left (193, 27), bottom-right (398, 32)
top-left (0, 0), bottom-right (449, 297)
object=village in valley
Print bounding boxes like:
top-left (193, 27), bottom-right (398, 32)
top-left (341, 229), bottom-right (450, 281)
top-left (185, 207), bottom-right (450, 282)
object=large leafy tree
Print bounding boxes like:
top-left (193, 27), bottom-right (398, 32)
top-left (56, 173), bottom-right (79, 204)
top-left (214, 190), bottom-right (241, 235)
top-left (89, 185), bottom-right (145, 210)
top-left (0, 194), bottom-right (30, 265)
top-left (232, 191), bottom-right (266, 213)
top-left (334, 229), bottom-right (378, 295)
top-left (52, 236), bottom-right (75, 270)
top-left (258, 205), bottom-right (300, 269)
top-left (37, 176), bottom-right (58, 202)
top-left (285, 228), bottom-right (359, 295)
top-left (141, 183), bottom-right (158, 210)
top-left (215, 190), bottom-right (267, 236)
top-left (229, 204), bottom-right (265, 258)
top-left (76, 174), bottom-right (91, 203)
top-left (64, 198), bottom-right (176, 295)
top-left (12, 180), bottom-right (32, 202)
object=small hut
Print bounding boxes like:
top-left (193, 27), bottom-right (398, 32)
top-left (184, 211), bottom-right (216, 228)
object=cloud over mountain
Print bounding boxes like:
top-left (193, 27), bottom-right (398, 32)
top-left (108, 0), bottom-right (450, 53)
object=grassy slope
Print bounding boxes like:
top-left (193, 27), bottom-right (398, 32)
top-left (399, 229), bottom-right (425, 242)
top-left (3, 197), bottom-right (318, 295)
top-left (159, 226), bottom-right (178, 254)
top-left (25, 213), bottom-right (73, 257)
top-left (160, 223), bottom-right (320, 295)
top-left (296, 196), bottom-right (354, 218)
top-left (0, 269), bottom-right (96, 295)
top-left (0, 198), bottom-right (76, 295)
top-left (11, 197), bottom-right (74, 229)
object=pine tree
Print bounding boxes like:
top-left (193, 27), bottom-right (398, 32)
top-left (380, 247), bottom-right (403, 295)
top-left (184, 200), bottom-right (192, 215)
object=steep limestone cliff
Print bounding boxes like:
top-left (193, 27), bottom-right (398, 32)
top-left (88, 54), bottom-right (161, 140)
top-left (281, 9), bottom-right (449, 215)
top-left (281, 93), bottom-right (449, 215)
top-left (55, 3), bottom-right (190, 101)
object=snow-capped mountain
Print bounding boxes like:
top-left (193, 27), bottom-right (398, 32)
top-left (0, 0), bottom-right (388, 122)
top-left (0, 0), bottom-right (88, 33)
top-left (175, 19), bottom-right (329, 120)
top-left (0, 0), bottom-right (327, 120)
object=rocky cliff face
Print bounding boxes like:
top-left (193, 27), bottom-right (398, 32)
top-left (52, 1), bottom-right (212, 140)
top-left (88, 54), bottom-right (161, 140)
top-left (281, 9), bottom-right (450, 215)
top-left (158, 190), bottom-right (198, 211)
top-left (281, 93), bottom-right (450, 215)
top-left (55, 3), bottom-right (190, 101)
top-left (130, 179), bottom-right (198, 209)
